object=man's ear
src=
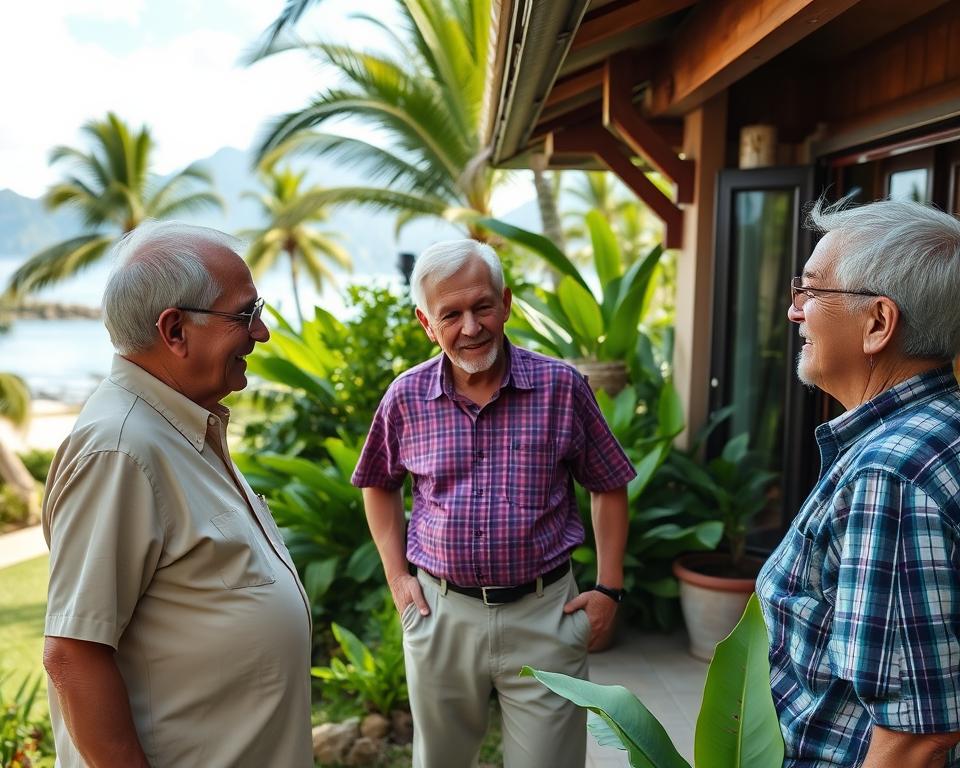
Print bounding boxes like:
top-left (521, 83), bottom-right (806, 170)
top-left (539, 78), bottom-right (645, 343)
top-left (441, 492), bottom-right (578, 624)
top-left (502, 286), bottom-right (512, 320)
top-left (155, 308), bottom-right (189, 359)
top-left (863, 296), bottom-right (899, 356)
top-left (415, 307), bottom-right (437, 343)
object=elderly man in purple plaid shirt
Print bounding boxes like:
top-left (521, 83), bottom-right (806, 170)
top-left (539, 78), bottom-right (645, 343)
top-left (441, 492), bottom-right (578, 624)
top-left (758, 198), bottom-right (960, 767)
top-left (352, 239), bottom-right (636, 768)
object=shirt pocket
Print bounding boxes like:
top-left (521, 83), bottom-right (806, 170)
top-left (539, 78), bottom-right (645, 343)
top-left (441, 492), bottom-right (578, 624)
top-left (506, 439), bottom-right (557, 509)
top-left (210, 510), bottom-right (277, 589)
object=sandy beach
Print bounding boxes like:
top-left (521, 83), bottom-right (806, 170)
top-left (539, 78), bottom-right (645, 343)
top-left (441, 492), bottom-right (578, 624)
top-left (0, 399), bottom-right (81, 453)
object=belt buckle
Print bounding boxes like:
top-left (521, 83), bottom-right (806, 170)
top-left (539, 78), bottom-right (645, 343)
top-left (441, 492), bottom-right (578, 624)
top-left (481, 586), bottom-right (505, 606)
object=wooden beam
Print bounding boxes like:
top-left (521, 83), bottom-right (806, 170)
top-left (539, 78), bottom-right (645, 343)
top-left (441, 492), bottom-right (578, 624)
top-left (548, 124), bottom-right (684, 248)
top-left (650, 0), bottom-right (863, 116)
top-left (603, 55), bottom-right (695, 203)
top-left (571, 0), bottom-right (697, 53)
top-left (545, 66), bottom-right (604, 109)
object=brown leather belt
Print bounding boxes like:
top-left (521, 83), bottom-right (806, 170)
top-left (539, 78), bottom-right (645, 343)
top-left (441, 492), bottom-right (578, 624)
top-left (420, 561), bottom-right (570, 606)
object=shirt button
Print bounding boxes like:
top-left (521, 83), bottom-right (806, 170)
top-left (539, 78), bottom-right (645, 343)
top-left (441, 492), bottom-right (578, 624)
top-left (476, 488), bottom-right (483, 497)
top-left (477, 451), bottom-right (484, 459)
top-left (474, 529), bottom-right (483, 537)
top-left (208, 415), bottom-right (217, 425)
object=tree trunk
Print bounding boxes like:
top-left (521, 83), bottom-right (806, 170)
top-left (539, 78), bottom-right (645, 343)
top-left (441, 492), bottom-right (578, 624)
top-left (288, 247), bottom-right (304, 328)
top-left (0, 434), bottom-right (38, 521)
top-left (530, 154), bottom-right (565, 251)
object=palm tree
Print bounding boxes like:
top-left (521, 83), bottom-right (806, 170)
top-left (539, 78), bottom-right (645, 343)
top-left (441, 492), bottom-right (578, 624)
top-left (0, 373), bottom-right (37, 519)
top-left (249, 0), bottom-right (504, 241)
top-left (5, 112), bottom-right (223, 298)
top-left (240, 166), bottom-right (352, 326)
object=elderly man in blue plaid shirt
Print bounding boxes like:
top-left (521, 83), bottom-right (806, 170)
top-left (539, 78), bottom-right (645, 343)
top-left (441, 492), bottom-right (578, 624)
top-left (757, 198), bottom-right (960, 767)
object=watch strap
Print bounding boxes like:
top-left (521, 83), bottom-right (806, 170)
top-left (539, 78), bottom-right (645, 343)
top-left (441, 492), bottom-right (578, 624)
top-left (593, 583), bottom-right (625, 603)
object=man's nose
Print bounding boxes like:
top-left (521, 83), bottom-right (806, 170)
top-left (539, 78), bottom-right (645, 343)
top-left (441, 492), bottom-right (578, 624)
top-left (787, 302), bottom-right (803, 324)
top-left (461, 312), bottom-right (480, 336)
top-left (250, 317), bottom-right (270, 343)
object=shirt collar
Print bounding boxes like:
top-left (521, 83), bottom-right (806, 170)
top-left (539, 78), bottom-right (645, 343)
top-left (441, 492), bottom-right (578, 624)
top-left (424, 337), bottom-right (535, 401)
top-left (108, 354), bottom-right (228, 454)
top-left (815, 364), bottom-right (959, 471)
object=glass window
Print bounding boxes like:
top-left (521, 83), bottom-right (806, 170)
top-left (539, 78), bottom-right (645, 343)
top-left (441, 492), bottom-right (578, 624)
top-left (888, 168), bottom-right (929, 201)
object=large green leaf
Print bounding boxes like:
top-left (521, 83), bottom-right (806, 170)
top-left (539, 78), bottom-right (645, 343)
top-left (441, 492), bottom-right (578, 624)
top-left (695, 594), bottom-right (784, 768)
top-left (657, 381), bottom-right (685, 439)
top-left (304, 557), bottom-right (340, 601)
top-left (556, 276), bottom-right (603, 352)
top-left (478, 217), bottom-right (590, 293)
top-left (520, 668), bottom-right (691, 768)
top-left (635, 521), bottom-right (723, 558)
top-left (586, 209), bottom-right (622, 288)
top-left (345, 540), bottom-right (382, 581)
top-left (245, 356), bottom-right (335, 404)
top-left (601, 245), bottom-right (664, 360)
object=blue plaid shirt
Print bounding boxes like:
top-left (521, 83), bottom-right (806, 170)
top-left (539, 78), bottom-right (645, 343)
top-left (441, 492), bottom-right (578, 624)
top-left (757, 366), bottom-right (960, 767)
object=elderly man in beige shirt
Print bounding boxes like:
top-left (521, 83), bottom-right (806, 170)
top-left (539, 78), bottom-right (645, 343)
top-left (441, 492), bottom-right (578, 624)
top-left (41, 220), bottom-right (313, 767)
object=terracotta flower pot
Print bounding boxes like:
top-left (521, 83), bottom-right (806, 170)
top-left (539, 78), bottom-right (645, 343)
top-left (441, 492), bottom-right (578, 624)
top-left (672, 552), bottom-right (766, 661)
top-left (572, 359), bottom-right (629, 397)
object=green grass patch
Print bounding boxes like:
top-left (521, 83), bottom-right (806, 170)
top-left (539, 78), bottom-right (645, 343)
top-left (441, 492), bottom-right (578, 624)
top-left (0, 555), bottom-right (49, 690)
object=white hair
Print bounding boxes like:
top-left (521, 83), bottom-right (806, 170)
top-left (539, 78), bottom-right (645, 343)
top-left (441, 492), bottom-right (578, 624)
top-left (410, 239), bottom-right (504, 314)
top-left (102, 220), bottom-right (240, 355)
top-left (809, 197), bottom-right (960, 359)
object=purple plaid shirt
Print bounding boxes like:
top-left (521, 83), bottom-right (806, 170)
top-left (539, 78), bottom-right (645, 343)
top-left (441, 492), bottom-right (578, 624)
top-left (352, 341), bottom-right (636, 586)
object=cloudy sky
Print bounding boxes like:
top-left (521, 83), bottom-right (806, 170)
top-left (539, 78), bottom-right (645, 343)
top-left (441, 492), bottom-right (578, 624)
top-left (0, 0), bottom-right (396, 198)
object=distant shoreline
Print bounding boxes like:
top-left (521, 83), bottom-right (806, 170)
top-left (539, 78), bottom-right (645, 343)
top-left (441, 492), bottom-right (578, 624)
top-left (1, 301), bottom-right (100, 321)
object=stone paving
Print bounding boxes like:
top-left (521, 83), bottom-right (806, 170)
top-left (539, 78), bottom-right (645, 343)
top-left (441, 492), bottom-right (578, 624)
top-left (0, 523), bottom-right (46, 570)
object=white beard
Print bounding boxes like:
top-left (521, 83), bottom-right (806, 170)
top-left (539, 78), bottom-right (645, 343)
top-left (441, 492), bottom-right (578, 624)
top-left (450, 342), bottom-right (500, 374)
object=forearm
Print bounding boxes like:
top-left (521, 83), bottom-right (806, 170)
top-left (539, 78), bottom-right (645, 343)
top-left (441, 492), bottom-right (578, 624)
top-left (362, 486), bottom-right (409, 581)
top-left (591, 487), bottom-right (628, 588)
top-left (43, 636), bottom-right (150, 768)
top-left (862, 724), bottom-right (960, 767)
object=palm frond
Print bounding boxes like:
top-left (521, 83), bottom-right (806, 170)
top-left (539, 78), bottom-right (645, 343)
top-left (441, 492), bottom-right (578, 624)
top-left (0, 373), bottom-right (31, 426)
top-left (248, 0), bottom-right (318, 61)
top-left (148, 191), bottom-right (224, 220)
top-left (5, 235), bottom-right (114, 296)
top-left (276, 186), bottom-right (448, 228)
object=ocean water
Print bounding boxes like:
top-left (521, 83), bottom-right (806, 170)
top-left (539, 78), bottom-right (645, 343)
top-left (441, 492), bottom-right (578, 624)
top-left (0, 254), bottom-right (395, 403)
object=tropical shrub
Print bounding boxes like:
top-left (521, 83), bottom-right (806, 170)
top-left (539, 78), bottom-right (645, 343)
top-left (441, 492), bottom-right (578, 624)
top-left (0, 673), bottom-right (54, 768)
top-left (16, 451), bottom-right (54, 485)
top-left (311, 606), bottom-right (408, 717)
top-left (0, 485), bottom-right (31, 528)
top-left (522, 594), bottom-right (783, 767)
top-left (480, 213), bottom-right (666, 364)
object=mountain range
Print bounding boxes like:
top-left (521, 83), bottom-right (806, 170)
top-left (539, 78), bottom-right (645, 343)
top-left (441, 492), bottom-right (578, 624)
top-left (0, 146), bottom-right (541, 278)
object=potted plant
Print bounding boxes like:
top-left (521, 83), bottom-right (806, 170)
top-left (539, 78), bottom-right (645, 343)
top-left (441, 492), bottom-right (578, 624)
top-left (479, 211), bottom-right (665, 397)
top-left (664, 417), bottom-right (778, 660)
top-left (522, 594), bottom-right (783, 767)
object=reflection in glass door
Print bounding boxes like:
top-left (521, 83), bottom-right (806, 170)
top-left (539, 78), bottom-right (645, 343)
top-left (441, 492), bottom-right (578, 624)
top-left (712, 167), bottom-right (818, 545)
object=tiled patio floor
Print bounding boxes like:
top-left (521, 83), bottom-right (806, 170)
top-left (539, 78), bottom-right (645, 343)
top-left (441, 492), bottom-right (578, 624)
top-left (585, 628), bottom-right (708, 767)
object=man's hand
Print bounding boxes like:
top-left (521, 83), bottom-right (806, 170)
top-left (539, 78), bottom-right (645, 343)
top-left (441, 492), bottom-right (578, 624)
top-left (862, 723), bottom-right (960, 767)
top-left (563, 589), bottom-right (618, 652)
top-left (388, 572), bottom-right (430, 617)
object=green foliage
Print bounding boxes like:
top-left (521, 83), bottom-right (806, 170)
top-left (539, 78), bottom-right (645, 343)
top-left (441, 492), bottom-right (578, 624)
top-left (0, 673), bottom-right (54, 768)
top-left (0, 375), bottom-right (30, 427)
top-left (236, 284), bottom-right (435, 638)
top-left (15, 451), bottom-right (53, 485)
top-left (522, 594), bottom-right (783, 768)
top-left (0, 487), bottom-right (30, 527)
top-left (311, 612), bottom-right (408, 716)
top-left (252, 0), bottom-right (504, 240)
top-left (661, 411), bottom-right (778, 569)
top-left (480, 213), bottom-right (665, 363)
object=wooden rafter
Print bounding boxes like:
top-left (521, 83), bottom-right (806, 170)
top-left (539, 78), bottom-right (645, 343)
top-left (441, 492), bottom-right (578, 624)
top-left (603, 54), bottom-right (695, 203)
top-left (547, 124), bottom-right (684, 248)
top-left (571, 0), bottom-right (697, 53)
top-left (545, 66), bottom-right (604, 109)
top-left (650, 0), bottom-right (863, 116)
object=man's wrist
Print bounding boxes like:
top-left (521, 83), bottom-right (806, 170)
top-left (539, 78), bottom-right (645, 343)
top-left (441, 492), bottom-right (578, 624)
top-left (592, 583), bottom-right (626, 603)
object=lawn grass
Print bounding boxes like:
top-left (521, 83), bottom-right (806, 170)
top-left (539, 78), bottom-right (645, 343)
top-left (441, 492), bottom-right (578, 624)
top-left (0, 555), bottom-right (49, 696)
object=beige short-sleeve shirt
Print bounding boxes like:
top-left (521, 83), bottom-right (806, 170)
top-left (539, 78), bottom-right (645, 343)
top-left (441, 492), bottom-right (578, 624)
top-left (43, 356), bottom-right (313, 768)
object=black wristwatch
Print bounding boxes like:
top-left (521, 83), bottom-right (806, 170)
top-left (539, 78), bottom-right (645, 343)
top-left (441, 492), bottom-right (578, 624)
top-left (592, 583), bottom-right (626, 603)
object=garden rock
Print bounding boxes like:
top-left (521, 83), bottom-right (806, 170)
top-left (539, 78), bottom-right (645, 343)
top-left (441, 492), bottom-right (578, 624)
top-left (344, 736), bottom-right (380, 766)
top-left (360, 713), bottom-right (390, 740)
top-left (312, 718), bottom-right (360, 764)
top-left (390, 709), bottom-right (414, 744)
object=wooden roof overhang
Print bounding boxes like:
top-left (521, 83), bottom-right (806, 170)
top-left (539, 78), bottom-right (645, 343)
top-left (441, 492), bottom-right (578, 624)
top-left (482, 0), bottom-right (864, 247)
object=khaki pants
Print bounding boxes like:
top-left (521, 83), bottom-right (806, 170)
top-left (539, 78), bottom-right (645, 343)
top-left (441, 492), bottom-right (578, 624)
top-left (401, 569), bottom-right (591, 768)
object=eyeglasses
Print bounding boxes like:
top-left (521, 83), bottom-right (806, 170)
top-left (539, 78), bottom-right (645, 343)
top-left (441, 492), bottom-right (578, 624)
top-left (790, 277), bottom-right (880, 311)
top-left (177, 297), bottom-right (265, 330)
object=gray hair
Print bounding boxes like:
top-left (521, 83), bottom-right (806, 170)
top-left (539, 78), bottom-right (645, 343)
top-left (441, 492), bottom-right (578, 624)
top-left (410, 239), bottom-right (505, 315)
top-left (809, 197), bottom-right (960, 359)
top-left (102, 220), bottom-right (239, 354)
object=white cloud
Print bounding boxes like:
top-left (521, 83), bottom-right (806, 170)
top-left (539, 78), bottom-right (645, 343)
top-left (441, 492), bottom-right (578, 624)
top-left (0, 2), bottom-right (320, 197)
